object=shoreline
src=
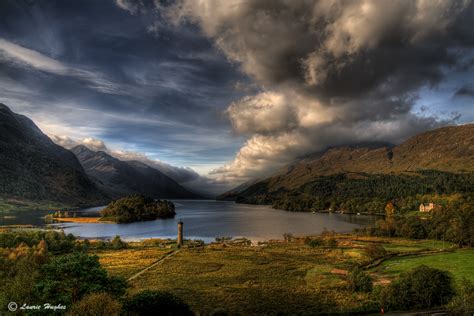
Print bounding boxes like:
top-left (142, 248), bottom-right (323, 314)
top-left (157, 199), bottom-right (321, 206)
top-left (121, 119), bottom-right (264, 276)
top-left (53, 217), bottom-right (115, 224)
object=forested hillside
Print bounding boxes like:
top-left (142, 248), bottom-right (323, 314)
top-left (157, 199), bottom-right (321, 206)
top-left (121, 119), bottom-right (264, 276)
top-left (222, 124), bottom-right (474, 214)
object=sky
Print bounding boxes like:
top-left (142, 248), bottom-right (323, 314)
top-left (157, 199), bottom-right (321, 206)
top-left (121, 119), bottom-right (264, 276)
top-left (0, 0), bottom-right (473, 195)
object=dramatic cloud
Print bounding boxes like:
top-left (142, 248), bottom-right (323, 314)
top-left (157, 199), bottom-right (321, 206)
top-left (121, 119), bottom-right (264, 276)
top-left (227, 92), bottom-right (299, 134)
top-left (162, 0), bottom-right (474, 183)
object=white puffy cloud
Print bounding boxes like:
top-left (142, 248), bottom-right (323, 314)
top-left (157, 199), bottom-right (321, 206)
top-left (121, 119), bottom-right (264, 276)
top-left (162, 0), bottom-right (472, 183)
top-left (227, 92), bottom-right (298, 134)
top-left (80, 137), bottom-right (108, 152)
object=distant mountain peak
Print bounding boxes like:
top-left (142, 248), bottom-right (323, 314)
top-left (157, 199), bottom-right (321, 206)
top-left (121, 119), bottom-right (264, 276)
top-left (71, 143), bottom-right (201, 199)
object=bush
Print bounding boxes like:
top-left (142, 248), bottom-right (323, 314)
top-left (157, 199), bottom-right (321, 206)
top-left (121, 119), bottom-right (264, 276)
top-left (348, 268), bottom-right (373, 292)
top-left (123, 290), bottom-right (192, 316)
top-left (209, 308), bottom-right (228, 316)
top-left (364, 243), bottom-right (387, 260)
top-left (283, 233), bottom-right (294, 242)
top-left (0, 246), bottom-right (41, 310)
top-left (35, 253), bottom-right (127, 304)
top-left (67, 292), bottom-right (121, 316)
top-left (379, 265), bottom-right (454, 311)
top-left (305, 237), bottom-right (323, 248)
top-left (111, 235), bottom-right (127, 249)
top-left (325, 237), bottom-right (338, 248)
top-left (448, 278), bottom-right (474, 313)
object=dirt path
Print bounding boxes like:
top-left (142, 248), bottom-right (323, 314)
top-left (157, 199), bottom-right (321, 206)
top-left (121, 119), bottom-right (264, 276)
top-left (127, 250), bottom-right (179, 281)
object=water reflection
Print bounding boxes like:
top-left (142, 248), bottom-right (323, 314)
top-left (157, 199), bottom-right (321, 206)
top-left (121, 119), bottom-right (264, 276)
top-left (1, 200), bottom-right (380, 242)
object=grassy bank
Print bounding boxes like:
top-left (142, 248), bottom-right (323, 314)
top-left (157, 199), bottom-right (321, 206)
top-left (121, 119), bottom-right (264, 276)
top-left (0, 198), bottom-right (71, 212)
top-left (372, 249), bottom-right (474, 282)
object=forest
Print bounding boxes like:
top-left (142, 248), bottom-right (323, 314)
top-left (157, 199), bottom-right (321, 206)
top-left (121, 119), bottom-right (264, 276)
top-left (236, 170), bottom-right (474, 214)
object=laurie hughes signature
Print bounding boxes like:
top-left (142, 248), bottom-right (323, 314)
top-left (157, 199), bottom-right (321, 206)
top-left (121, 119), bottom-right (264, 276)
top-left (8, 302), bottom-right (66, 312)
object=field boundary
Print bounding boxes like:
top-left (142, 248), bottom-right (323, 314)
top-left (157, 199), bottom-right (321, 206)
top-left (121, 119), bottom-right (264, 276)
top-left (127, 249), bottom-right (179, 281)
top-left (363, 248), bottom-right (455, 270)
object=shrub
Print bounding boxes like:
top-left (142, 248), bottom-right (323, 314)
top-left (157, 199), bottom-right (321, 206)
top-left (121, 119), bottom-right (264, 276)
top-left (83, 239), bottom-right (90, 250)
top-left (379, 265), bottom-right (454, 311)
top-left (325, 237), bottom-right (338, 248)
top-left (111, 235), bottom-right (127, 249)
top-left (364, 243), bottom-right (387, 260)
top-left (35, 252), bottom-right (127, 304)
top-left (0, 246), bottom-right (41, 310)
top-left (123, 290), bottom-right (192, 316)
top-left (305, 237), bottom-right (323, 248)
top-left (209, 308), bottom-right (228, 316)
top-left (283, 233), bottom-right (294, 242)
top-left (348, 267), bottom-right (373, 292)
top-left (67, 292), bottom-right (121, 316)
top-left (448, 278), bottom-right (474, 313)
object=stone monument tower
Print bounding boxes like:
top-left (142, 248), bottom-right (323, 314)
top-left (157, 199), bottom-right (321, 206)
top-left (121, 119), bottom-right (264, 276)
top-left (177, 219), bottom-right (183, 247)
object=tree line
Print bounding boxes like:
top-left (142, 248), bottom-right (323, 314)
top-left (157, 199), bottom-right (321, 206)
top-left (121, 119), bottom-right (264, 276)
top-left (236, 170), bottom-right (474, 214)
top-left (357, 195), bottom-right (474, 246)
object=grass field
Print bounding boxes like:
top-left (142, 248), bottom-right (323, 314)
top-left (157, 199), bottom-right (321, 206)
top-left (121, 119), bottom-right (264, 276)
top-left (372, 249), bottom-right (474, 282)
top-left (125, 244), bottom-right (354, 315)
top-left (92, 235), bottom-right (469, 314)
top-left (93, 245), bottom-right (172, 279)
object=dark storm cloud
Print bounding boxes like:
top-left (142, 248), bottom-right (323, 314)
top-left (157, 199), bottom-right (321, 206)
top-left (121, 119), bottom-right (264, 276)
top-left (161, 0), bottom-right (474, 181)
top-left (0, 0), bottom-right (246, 192)
top-left (455, 85), bottom-right (474, 98)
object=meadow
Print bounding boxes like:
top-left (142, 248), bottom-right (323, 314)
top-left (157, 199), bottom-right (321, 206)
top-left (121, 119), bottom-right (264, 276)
top-left (372, 249), bottom-right (474, 282)
top-left (92, 235), bottom-right (467, 314)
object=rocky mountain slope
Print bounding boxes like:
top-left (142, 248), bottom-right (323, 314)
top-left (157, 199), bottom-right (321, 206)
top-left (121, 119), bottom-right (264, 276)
top-left (0, 104), bottom-right (108, 208)
top-left (71, 145), bottom-right (200, 199)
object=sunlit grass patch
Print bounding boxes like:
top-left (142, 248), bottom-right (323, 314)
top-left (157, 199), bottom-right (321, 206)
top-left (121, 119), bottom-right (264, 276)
top-left (93, 246), bottom-right (170, 278)
top-left (305, 264), bottom-right (346, 289)
top-left (126, 246), bottom-right (338, 314)
top-left (373, 249), bottom-right (474, 282)
top-left (383, 239), bottom-right (454, 252)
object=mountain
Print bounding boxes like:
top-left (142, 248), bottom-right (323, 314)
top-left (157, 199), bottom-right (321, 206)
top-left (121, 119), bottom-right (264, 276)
top-left (217, 178), bottom-right (262, 201)
top-left (71, 145), bottom-right (200, 199)
top-left (0, 104), bottom-right (107, 209)
top-left (221, 124), bottom-right (474, 213)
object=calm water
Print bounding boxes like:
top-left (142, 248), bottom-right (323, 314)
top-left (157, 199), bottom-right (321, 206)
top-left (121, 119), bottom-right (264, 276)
top-left (1, 200), bottom-right (378, 242)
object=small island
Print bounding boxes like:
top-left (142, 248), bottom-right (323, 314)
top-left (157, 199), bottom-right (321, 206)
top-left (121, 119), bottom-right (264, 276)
top-left (100, 195), bottom-right (176, 223)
